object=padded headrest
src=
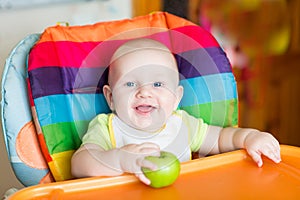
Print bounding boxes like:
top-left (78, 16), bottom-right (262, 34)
top-left (1, 34), bottom-right (54, 186)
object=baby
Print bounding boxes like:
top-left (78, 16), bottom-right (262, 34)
top-left (71, 38), bottom-right (281, 185)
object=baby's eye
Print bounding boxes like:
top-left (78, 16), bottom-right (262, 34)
top-left (125, 82), bottom-right (136, 87)
top-left (153, 82), bottom-right (163, 87)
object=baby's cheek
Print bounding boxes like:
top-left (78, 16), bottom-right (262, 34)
top-left (169, 95), bottom-right (180, 108)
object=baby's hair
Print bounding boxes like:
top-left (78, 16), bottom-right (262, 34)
top-left (110, 38), bottom-right (173, 64)
top-left (107, 38), bottom-right (177, 84)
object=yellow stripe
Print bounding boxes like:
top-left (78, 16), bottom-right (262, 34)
top-left (49, 150), bottom-right (75, 181)
top-left (108, 114), bottom-right (116, 148)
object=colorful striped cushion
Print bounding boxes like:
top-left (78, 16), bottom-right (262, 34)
top-left (27, 12), bottom-right (238, 181)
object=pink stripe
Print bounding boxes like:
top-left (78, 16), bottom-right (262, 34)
top-left (173, 26), bottom-right (220, 50)
top-left (28, 40), bottom-right (129, 70)
top-left (28, 26), bottom-right (220, 70)
top-left (29, 41), bottom-right (100, 70)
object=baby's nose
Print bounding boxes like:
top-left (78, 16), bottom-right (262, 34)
top-left (136, 84), bottom-right (153, 98)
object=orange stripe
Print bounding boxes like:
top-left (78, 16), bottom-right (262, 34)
top-left (37, 12), bottom-right (195, 43)
top-left (38, 133), bottom-right (52, 162)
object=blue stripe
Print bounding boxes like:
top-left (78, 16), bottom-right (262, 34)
top-left (179, 73), bottom-right (237, 107)
top-left (34, 73), bottom-right (237, 126)
top-left (34, 94), bottom-right (110, 126)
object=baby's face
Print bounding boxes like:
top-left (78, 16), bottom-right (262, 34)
top-left (104, 48), bottom-right (183, 132)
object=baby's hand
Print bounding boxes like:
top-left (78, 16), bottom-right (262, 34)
top-left (118, 142), bottom-right (160, 185)
top-left (244, 131), bottom-right (281, 167)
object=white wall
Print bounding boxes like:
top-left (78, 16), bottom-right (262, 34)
top-left (0, 0), bottom-right (131, 196)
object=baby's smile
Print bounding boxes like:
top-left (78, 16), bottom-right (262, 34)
top-left (134, 104), bottom-right (157, 115)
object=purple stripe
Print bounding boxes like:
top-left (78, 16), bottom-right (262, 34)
top-left (29, 67), bottom-right (108, 99)
top-left (28, 47), bottom-right (232, 98)
top-left (177, 47), bottom-right (232, 79)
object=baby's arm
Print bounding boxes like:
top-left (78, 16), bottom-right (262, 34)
top-left (199, 126), bottom-right (281, 167)
top-left (71, 142), bottom-right (160, 184)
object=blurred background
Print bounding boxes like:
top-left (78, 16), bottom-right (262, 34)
top-left (1, 0), bottom-right (299, 195)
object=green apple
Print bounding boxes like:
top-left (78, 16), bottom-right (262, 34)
top-left (141, 151), bottom-right (181, 188)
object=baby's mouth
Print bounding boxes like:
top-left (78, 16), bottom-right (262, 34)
top-left (135, 105), bottom-right (156, 114)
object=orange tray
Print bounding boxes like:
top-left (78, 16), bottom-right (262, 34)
top-left (10, 145), bottom-right (300, 199)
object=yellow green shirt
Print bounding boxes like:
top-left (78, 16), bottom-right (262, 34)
top-left (81, 110), bottom-right (208, 162)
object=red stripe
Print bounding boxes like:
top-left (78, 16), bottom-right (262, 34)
top-left (27, 78), bottom-right (34, 106)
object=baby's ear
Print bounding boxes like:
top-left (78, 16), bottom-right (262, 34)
top-left (174, 85), bottom-right (184, 109)
top-left (103, 85), bottom-right (114, 110)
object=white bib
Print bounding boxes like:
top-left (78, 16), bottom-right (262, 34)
top-left (112, 114), bottom-right (191, 162)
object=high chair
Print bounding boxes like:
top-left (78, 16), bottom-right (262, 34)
top-left (1, 12), bottom-right (238, 188)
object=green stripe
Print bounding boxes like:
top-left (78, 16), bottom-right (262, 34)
top-left (42, 99), bottom-right (238, 154)
top-left (180, 99), bottom-right (238, 127)
top-left (42, 120), bottom-right (89, 154)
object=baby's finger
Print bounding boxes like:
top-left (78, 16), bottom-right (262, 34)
top-left (247, 150), bottom-right (263, 167)
top-left (261, 147), bottom-right (281, 164)
top-left (140, 149), bottom-right (160, 157)
top-left (138, 143), bottom-right (160, 157)
top-left (272, 141), bottom-right (281, 161)
top-left (139, 142), bottom-right (160, 150)
top-left (136, 173), bottom-right (151, 185)
top-left (143, 159), bottom-right (158, 170)
top-left (137, 157), bottom-right (158, 171)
